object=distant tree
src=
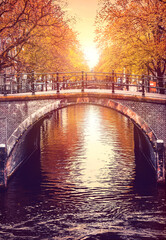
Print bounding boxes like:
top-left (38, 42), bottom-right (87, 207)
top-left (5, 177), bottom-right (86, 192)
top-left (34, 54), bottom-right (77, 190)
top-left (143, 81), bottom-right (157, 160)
top-left (96, 0), bottom-right (166, 93)
top-left (19, 24), bottom-right (88, 72)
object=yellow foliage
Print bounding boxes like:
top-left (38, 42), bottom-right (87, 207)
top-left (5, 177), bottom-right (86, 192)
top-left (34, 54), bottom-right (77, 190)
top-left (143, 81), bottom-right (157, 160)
top-left (0, 0), bottom-right (88, 72)
top-left (96, 0), bottom-right (166, 77)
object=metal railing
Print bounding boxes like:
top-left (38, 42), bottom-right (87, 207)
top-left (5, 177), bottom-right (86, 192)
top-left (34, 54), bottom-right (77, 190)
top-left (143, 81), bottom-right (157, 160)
top-left (0, 71), bottom-right (165, 97)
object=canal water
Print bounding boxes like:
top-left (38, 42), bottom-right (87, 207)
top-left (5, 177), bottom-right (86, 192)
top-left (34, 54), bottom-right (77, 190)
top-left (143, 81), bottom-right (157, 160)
top-left (0, 105), bottom-right (166, 240)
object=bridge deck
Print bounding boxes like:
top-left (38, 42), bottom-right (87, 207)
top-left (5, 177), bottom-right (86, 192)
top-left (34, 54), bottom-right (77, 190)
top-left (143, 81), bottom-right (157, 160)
top-left (0, 89), bottom-right (166, 102)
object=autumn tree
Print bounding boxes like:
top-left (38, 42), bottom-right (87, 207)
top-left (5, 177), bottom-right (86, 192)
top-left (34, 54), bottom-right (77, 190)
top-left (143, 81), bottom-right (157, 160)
top-left (96, 0), bottom-right (166, 93)
top-left (0, 0), bottom-right (68, 72)
top-left (20, 23), bottom-right (88, 72)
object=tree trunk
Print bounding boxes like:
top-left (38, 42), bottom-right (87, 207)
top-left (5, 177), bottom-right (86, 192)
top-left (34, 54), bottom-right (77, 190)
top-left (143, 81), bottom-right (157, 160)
top-left (157, 72), bottom-right (165, 94)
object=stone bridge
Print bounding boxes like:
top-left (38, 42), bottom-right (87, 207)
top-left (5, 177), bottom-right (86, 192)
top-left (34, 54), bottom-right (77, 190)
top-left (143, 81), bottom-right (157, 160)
top-left (0, 91), bottom-right (166, 187)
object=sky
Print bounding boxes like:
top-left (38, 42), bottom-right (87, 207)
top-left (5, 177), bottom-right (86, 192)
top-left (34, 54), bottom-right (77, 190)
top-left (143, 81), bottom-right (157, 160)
top-left (67, 0), bottom-right (100, 69)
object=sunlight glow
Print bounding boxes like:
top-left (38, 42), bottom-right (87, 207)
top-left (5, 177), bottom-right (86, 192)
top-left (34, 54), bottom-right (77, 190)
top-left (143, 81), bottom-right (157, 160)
top-left (77, 107), bottom-right (115, 189)
top-left (83, 46), bottom-right (99, 70)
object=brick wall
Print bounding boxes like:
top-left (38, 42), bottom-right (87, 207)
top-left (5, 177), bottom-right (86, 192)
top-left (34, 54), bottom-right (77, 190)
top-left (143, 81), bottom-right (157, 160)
top-left (116, 100), bottom-right (166, 144)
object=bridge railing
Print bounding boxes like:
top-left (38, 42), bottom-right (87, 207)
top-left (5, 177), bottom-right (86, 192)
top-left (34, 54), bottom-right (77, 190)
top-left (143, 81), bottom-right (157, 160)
top-left (0, 71), bottom-right (165, 96)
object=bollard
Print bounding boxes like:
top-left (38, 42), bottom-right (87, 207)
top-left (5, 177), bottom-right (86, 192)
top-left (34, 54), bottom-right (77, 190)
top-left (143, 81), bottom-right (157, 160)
top-left (156, 139), bottom-right (165, 183)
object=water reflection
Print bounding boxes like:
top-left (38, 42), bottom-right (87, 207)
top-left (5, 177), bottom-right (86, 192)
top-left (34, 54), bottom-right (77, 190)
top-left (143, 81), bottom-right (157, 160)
top-left (40, 105), bottom-right (135, 195)
top-left (0, 105), bottom-right (166, 240)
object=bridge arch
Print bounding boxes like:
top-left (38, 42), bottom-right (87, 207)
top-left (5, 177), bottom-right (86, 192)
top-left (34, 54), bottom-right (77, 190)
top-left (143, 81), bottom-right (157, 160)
top-left (4, 96), bottom-right (159, 187)
top-left (7, 97), bottom-right (157, 157)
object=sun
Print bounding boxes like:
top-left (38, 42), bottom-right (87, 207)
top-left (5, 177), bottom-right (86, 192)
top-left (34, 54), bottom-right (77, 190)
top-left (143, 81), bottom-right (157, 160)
top-left (83, 45), bottom-right (99, 70)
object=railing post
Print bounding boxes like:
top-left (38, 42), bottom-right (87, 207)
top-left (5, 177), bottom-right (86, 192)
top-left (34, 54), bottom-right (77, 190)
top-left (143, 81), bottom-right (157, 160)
top-left (142, 74), bottom-right (145, 97)
top-left (20, 73), bottom-right (23, 93)
top-left (112, 70), bottom-right (115, 93)
top-left (56, 72), bottom-right (60, 94)
top-left (63, 76), bottom-right (65, 89)
top-left (109, 76), bottom-right (111, 89)
top-left (85, 72), bottom-right (88, 88)
top-left (16, 73), bottom-right (20, 93)
top-left (10, 75), bottom-right (12, 94)
top-left (51, 75), bottom-right (54, 90)
top-left (81, 71), bottom-right (84, 92)
top-left (106, 75), bottom-right (108, 89)
top-left (126, 74), bottom-right (129, 91)
top-left (147, 75), bottom-right (150, 93)
top-left (41, 75), bottom-right (44, 91)
top-left (31, 70), bottom-right (35, 95)
top-left (112, 82), bottom-right (115, 93)
top-left (17, 73), bottom-right (22, 93)
top-left (25, 76), bottom-right (28, 93)
top-left (45, 75), bottom-right (47, 91)
top-left (112, 70), bottom-right (114, 82)
top-left (3, 73), bottom-right (7, 96)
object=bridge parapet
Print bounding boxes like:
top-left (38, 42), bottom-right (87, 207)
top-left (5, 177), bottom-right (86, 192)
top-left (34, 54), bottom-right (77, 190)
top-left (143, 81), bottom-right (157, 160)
top-left (0, 71), bottom-right (166, 97)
